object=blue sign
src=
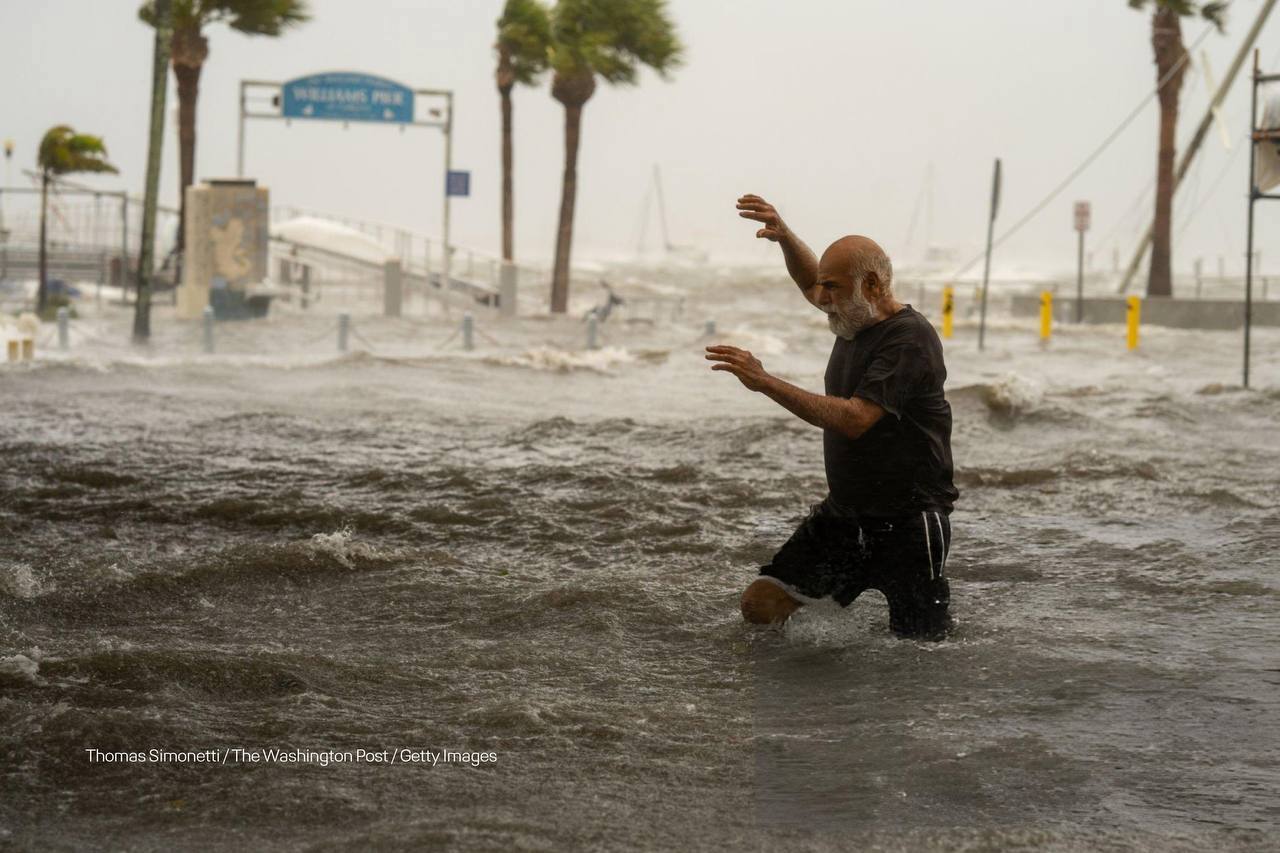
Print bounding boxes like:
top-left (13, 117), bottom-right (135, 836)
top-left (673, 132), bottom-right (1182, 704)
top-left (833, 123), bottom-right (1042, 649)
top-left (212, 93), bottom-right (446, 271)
top-left (446, 170), bottom-right (471, 198)
top-left (282, 72), bottom-right (414, 124)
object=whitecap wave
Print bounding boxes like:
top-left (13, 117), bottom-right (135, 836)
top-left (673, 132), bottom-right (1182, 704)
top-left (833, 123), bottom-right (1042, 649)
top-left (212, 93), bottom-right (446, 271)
top-left (487, 345), bottom-right (635, 373)
top-left (981, 372), bottom-right (1044, 417)
top-left (0, 653), bottom-right (41, 683)
top-left (0, 563), bottom-right (42, 599)
top-left (715, 326), bottom-right (787, 356)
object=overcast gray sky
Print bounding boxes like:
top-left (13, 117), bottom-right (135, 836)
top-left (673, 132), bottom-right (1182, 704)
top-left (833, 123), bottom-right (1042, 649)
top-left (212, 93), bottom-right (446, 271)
top-left (4, 0), bottom-right (1280, 276)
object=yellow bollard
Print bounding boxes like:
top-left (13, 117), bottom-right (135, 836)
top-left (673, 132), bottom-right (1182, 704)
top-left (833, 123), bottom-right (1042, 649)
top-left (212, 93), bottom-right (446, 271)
top-left (1040, 292), bottom-right (1053, 342)
top-left (22, 338), bottom-right (34, 360)
top-left (941, 286), bottom-right (954, 339)
top-left (1126, 296), bottom-right (1141, 351)
top-left (6, 340), bottom-right (18, 363)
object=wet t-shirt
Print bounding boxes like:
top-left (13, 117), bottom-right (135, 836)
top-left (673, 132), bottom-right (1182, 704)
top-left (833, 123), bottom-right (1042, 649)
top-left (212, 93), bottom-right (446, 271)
top-left (823, 305), bottom-right (959, 517)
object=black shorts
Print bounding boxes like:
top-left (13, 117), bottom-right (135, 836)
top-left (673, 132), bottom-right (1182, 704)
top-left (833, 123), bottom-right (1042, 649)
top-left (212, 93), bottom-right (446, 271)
top-left (759, 498), bottom-right (953, 638)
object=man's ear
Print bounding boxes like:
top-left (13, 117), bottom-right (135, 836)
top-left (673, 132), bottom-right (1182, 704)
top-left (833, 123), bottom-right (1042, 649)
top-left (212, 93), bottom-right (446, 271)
top-left (862, 273), bottom-right (881, 300)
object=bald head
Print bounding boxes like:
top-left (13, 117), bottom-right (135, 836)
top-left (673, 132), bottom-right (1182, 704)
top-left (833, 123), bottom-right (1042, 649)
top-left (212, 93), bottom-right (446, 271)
top-left (818, 236), bottom-right (894, 297)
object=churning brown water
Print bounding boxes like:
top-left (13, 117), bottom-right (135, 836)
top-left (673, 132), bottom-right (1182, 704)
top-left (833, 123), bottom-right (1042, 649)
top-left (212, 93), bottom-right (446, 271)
top-left (2, 267), bottom-right (1279, 851)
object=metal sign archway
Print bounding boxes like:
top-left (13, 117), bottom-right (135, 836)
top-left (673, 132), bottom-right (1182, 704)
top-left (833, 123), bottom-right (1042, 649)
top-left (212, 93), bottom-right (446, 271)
top-left (236, 72), bottom-right (456, 282)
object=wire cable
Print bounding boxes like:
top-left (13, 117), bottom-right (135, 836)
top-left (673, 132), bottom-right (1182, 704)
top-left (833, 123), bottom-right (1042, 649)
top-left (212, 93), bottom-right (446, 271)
top-left (434, 328), bottom-right (460, 350)
top-left (300, 320), bottom-right (339, 346)
top-left (348, 323), bottom-right (378, 353)
top-left (949, 22), bottom-right (1216, 279)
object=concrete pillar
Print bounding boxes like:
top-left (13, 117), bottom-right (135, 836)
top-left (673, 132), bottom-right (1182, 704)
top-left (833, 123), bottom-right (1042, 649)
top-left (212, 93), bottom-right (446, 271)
top-left (586, 311), bottom-right (599, 350)
top-left (177, 180), bottom-right (269, 320)
top-left (383, 259), bottom-right (402, 318)
top-left (57, 307), bottom-right (69, 350)
top-left (462, 312), bottom-right (474, 351)
top-left (338, 313), bottom-right (350, 352)
top-left (499, 262), bottom-right (518, 318)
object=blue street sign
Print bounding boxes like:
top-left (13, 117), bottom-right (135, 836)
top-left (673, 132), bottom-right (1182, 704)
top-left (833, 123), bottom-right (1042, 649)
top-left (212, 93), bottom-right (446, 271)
top-left (282, 72), bottom-right (414, 124)
top-left (446, 170), bottom-right (471, 197)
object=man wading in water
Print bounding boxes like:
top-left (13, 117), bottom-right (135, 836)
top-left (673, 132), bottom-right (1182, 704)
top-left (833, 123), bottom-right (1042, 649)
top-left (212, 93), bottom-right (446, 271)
top-left (706, 194), bottom-right (959, 639)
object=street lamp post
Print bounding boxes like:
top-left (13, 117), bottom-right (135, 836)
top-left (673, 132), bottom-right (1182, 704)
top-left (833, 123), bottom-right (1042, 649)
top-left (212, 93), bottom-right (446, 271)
top-left (0, 139), bottom-right (13, 241)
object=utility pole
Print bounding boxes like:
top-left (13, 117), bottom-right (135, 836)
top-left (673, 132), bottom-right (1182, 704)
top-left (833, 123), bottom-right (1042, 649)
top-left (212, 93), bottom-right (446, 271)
top-left (1118, 0), bottom-right (1279, 294)
top-left (978, 158), bottom-right (1001, 351)
top-left (0, 139), bottom-right (12, 241)
top-left (133, 0), bottom-right (172, 342)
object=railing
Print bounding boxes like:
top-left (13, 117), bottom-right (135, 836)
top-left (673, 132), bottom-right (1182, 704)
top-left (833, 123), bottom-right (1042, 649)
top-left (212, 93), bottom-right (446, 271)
top-left (269, 204), bottom-right (549, 290)
top-left (267, 205), bottom-right (642, 315)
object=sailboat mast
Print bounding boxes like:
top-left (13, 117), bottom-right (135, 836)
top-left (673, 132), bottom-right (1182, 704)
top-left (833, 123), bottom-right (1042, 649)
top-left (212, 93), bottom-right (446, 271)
top-left (654, 164), bottom-right (673, 252)
top-left (925, 161), bottom-right (934, 253)
top-left (635, 180), bottom-right (652, 257)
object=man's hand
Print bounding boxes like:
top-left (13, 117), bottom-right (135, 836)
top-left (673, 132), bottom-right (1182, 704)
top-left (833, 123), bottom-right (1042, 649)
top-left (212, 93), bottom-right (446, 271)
top-left (737, 193), bottom-right (819, 294)
top-left (705, 345), bottom-right (771, 392)
top-left (707, 346), bottom-right (887, 439)
top-left (736, 194), bottom-right (790, 243)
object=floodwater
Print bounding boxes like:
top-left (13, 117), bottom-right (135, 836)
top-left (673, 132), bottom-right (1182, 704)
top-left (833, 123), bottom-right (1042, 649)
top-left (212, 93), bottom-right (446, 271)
top-left (2, 267), bottom-right (1279, 851)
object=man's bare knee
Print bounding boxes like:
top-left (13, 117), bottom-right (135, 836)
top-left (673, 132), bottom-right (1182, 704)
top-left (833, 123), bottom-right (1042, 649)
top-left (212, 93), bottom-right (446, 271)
top-left (741, 579), bottom-right (802, 625)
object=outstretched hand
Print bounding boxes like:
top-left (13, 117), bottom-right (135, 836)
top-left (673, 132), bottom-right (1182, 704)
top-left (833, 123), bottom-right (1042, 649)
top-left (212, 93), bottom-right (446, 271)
top-left (705, 345), bottom-right (771, 393)
top-left (736, 194), bottom-right (789, 242)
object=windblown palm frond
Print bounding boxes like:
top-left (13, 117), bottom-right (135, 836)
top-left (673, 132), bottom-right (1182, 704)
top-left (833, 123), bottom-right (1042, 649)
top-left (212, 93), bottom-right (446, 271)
top-left (550, 0), bottom-right (683, 85)
top-left (37, 126), bottom-right (118, 176)
top-left (498, 0), bottom-right (553, 86)
top-left (1127, 0), bottom-right (1229, 31)
top-left (140, 0), bottom-right (309, 35)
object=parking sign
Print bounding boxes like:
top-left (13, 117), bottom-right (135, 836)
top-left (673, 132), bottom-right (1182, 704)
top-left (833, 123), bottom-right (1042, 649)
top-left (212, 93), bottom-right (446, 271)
top-left (1074, 201), bottom-right (1091, 232)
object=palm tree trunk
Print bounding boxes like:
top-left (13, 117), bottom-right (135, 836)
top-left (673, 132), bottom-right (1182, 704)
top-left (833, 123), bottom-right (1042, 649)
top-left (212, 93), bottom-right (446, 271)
top-left (174, 62), bottom-right (200, 257)
top-left (1148, 8), bottom-right (1184, 298)
top-left (551, 102), bottom-right (584, 314)
top-left (171, 25), bottom-right (207, 276)
top-left (500, 85), bottom-right (515, 262)
top-left (37, 171), bottom-right (48, 316)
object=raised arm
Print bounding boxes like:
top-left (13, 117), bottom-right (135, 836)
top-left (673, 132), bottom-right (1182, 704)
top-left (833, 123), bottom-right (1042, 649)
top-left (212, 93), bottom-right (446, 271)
top-left (736, 194), bottom-right (820, 297)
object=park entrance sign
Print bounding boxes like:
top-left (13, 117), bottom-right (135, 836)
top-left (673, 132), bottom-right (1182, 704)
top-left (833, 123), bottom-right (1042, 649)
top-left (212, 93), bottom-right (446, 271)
top-left (281, 73), bottom-right (415, 124)
top-left (237, 72), bottom-right (460, 283)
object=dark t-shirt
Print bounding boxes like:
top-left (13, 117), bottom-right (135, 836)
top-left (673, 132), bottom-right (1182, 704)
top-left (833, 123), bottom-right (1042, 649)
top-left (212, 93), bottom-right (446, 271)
top-left (823, 305), bottom-right (959, 517)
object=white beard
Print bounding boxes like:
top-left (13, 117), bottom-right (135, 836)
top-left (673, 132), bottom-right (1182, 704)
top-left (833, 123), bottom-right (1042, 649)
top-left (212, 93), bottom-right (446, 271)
top-left (827, 292), bottom-right (879, 340)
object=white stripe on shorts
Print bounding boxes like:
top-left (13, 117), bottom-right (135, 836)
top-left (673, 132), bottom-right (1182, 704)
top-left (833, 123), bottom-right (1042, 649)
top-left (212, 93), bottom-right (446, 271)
top-left (932, 511), bottom-right (948, 576)
top-left (922, 511), bottom-right (934, 580)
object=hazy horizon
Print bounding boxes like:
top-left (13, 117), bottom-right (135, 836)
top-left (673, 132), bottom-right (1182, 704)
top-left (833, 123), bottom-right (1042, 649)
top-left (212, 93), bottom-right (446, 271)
top-left (5, 0), bottom-right (1280, 278)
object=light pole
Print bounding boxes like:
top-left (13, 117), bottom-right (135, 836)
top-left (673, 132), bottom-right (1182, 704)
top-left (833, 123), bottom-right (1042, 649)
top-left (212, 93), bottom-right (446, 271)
top-left (0, 139), bottom-right (13, 242)
top-left (1074, 201), bottom-right (1090, 322)
top-left (134, 0), bottom-right (172, 342)
top-left (977, 158), bottom-right (1001, 351)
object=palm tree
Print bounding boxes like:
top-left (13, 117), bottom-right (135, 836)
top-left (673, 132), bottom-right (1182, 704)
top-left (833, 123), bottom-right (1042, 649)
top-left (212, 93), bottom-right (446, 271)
top-left (547, 0), bottom-right (682, 313)
top-left (36, 127), bottom-right (117, 317)
top-left (138, 0), bottom-right (309, 272)
top-left (1129, 0), bottom-right (1227, 297)
top-left (496, 0), bottom-right (552, 264)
